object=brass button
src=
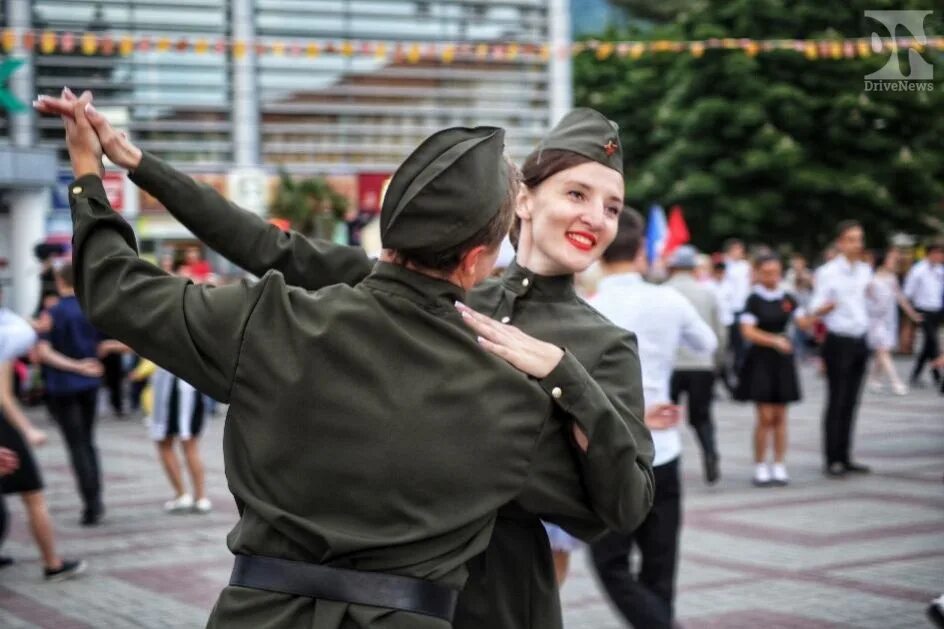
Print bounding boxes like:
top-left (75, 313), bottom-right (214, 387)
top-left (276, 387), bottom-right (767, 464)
top-left (501, 316), bottom-right (511, 324)
top-left (551, 387), bottom-right (562, 399)
top-left (71, 186), bottom-right (83, 195)
top-left (522, 278), bottom-right (530, 287)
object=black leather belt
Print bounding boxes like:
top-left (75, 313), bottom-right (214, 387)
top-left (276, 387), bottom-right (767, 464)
top-left (229, 554), bottom-right (459, 622)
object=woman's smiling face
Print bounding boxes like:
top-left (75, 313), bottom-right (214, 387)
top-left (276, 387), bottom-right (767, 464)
top-left (518, 160), bottom-right (624, 275)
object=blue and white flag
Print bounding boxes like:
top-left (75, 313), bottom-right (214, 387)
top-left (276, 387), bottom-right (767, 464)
top-left (646, 204), bottom-right (668, 263)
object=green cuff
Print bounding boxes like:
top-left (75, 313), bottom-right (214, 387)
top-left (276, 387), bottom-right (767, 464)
top-left (538, 350), bottom-right (589, 416)
top-left (68, 174), bottom-right (108, 204)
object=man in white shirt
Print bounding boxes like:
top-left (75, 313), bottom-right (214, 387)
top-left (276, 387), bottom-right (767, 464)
top-left (809, 220), bottom-right (873, 477)
top-left (588, 210), bottom-right (717, 629)
top-left (903, 241), bottom-right (944, 387)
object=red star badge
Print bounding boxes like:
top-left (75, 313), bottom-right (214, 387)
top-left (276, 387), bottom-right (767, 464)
top-left (604, 140), bottom-right (618, 156)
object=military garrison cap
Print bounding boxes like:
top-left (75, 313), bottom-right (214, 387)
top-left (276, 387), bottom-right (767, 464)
top-left (532, 108), bottom-right (623, 173)
top-left (381, 126), bottom-right (509, 251)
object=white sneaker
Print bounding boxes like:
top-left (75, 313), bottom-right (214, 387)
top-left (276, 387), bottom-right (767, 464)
top-left (752, 463), bottom-right (771, 487)
top-left (771, 463), bottom-right (790, 486)
top-left (193, 498), bottom-right (212, 514)
top-left (164, 494), bottom-right (193, 513)
top-left (892, 383), bottom-right (909, 396)
top-left (867, 381), bottom-right (884, 394)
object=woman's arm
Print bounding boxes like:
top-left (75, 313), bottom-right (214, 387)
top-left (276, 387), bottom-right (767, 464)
top-left (740, 320), bottom-right (792, 354)
top-left (35, 92), bottom-right (372, 291)
top-left (456, 304), bottom-right (655, 534)
top-left (0, 361), bottom-right (47, 446)
top-left (35, 341), bottom-right (103, 377)
top-left (129, 151), bottom-right (374, 290)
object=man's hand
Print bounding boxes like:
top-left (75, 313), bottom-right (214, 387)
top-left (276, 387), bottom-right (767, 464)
top-left (33, 88), bottom-right (143, 171)
top-left (644, 404), bottom-right (681, 430)
top-left (455, 302), bottom-right (563, 379)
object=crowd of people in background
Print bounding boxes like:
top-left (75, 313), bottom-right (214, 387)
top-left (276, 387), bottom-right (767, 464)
top-left (0, 100), bottom-right (942, 626)
top-left (0, 214), bottom-right (941, 611)
top-left (0, 244), bottom-right (223, 582)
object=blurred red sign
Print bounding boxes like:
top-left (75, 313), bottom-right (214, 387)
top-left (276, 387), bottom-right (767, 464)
top-left (358, 173), bottom-right (391, 214)
top-left (102, 171), bottom-right (124, 212)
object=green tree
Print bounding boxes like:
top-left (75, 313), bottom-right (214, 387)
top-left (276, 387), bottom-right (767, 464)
top-left (575, 0), bottom-right (944, 256)
top-left (270, 171), bottom-right (350, 240)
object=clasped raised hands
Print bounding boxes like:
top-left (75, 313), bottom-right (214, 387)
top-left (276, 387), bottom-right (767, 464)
top-left (33, 88), bottom-right (143, 174)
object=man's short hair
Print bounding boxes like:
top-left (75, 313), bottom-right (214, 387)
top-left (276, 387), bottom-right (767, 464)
top-left (394, 157), bottom-right (520, 273)
top-left (723, 238), bottom-right (744, 252)
top-left (836, 220), bottom-right (862, 239)
top-left (926, 238), bottom-right (944, 254)
top-left (54, 261), bottom-right (75, 288)
top-left (601, 208), bottom-right (645, 264)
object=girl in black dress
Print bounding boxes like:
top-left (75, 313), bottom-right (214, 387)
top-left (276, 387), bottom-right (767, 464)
top-left (0, 359), bottom-right (86, 580)
top-left (736, 255), bottom-right (810, 487)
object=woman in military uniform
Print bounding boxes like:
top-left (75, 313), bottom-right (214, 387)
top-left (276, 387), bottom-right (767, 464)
top-left (41, 94), bottom-right (655, 629)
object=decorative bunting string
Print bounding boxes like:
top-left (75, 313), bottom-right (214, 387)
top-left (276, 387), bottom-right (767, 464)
top-left (0, 29), bottom-right (942, 63)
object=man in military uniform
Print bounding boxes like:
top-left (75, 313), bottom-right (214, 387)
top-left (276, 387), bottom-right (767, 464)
top-left (40, 94), bottom-right (655, 629)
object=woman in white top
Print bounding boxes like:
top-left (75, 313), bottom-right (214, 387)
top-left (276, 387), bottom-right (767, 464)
top-left (866, 248), bottom-right (922, 395)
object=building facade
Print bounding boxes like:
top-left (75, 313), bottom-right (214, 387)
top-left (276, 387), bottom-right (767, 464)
top-left (0, 0), bottom-right (572, 314)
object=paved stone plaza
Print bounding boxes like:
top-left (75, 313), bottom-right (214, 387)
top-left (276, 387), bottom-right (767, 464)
top-left (0, 361), bottom-right (940, 628)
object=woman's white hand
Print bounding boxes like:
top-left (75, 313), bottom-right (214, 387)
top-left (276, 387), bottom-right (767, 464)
top-left (26, 428), bottom-right (48, 448)
top-left (456, 302), bottom-right (563, 379)
top-left (34, 89), bottom-right (143, 170)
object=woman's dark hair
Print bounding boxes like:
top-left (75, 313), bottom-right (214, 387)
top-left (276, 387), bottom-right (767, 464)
top-left (871, 248), bottom-right (890, 270)
top-left (395, 157), bottom-right (520, 274)
top-left (509, 149), bottom-right (595, 248)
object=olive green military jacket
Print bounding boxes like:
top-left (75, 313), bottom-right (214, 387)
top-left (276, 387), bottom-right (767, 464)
top-left (69, 173), bottom-right (635, 629)
top-left (127, 153), bottom-right (656, 629)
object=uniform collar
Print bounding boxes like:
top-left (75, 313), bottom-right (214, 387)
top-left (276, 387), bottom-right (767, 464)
top-left (500, 260), bottom-right (576, 300)
top-left (363, 262), bottom-right (466, 308)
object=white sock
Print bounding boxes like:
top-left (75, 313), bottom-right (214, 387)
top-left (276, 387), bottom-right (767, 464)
top-left (754, 463), bottom-right (771, 482)
top-left (771, 463), bottom-right (789, 481)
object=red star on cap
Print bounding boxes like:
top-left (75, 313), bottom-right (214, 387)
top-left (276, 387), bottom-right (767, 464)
top-left (604, 140), bottom-right (618, 156)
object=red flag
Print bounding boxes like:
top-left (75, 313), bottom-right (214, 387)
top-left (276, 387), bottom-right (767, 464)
top-left (663, 205), bottom-right (690, 255)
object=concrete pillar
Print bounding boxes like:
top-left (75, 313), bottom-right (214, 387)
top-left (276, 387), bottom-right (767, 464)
top-left (9, 191), bottom-right (46, 316)
top-left (232, 0), bottom-right (260, 167)
top-left (5, 0), bottom-right (50, 316)
top-left (547, 0), bottom-right (574, 124)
